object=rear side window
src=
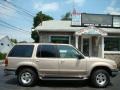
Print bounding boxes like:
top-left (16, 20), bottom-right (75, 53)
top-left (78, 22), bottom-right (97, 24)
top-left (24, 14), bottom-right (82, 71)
top-left (8, 45), bottom-right (34, 57)
top-left (36, 45), bottom-right (58, 58)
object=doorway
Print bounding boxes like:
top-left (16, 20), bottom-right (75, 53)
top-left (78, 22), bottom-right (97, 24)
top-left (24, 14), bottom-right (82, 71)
top-left (81, 36), bottom-right (91, 56)
top-left (81, 36), bottom-right (100, 57)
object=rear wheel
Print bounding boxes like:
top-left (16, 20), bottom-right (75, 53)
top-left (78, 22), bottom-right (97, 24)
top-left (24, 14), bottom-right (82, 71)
top-left (91, 69), bottom-right (110, 88)
top-left (17, 68), bottom-right (38, 87)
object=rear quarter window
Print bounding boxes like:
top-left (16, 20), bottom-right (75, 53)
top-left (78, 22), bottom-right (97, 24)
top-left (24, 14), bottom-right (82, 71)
top-left (8, 45), bottom-right (34, 57)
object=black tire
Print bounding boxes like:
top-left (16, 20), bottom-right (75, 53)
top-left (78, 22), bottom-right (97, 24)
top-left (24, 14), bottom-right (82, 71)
top-left (91, 69), bottom-right (110, 88)
top-left (17, 68), bottom-right (38, 87)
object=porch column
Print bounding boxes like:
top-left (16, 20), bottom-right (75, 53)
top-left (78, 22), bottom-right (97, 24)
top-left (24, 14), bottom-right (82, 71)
top-left (75, 35), bottom-right (79, 49)
top-left (101, 36), bottom-right (104, 58)
top-left (39, 35), bottom-right (41, 42)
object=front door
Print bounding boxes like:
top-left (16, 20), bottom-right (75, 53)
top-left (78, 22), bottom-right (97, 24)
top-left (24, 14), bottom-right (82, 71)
top-left (57, 45), bottom-right (87, 77)
top-left (82, 37), bottom-right (91, 56)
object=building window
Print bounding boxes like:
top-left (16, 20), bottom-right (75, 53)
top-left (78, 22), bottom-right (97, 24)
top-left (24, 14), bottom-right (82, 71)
top-left (113, 16), bottom-right (120, 27)
top-left (1, 43), bottom-right (4, 46)
top-left (104, 37), bottom-right (120, 51)
top-left (50, 36), bottom-right (70, 44)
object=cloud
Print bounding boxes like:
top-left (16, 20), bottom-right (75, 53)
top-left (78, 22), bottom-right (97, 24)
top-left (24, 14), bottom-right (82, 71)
top-left (66, 0), bottom-right (85, 7)
top-left (34, 2), bottom-right (59, 12)
top-left (105, 7), bottom-right (120, 15)
top-left (104, 0), bottom-right (120, 15)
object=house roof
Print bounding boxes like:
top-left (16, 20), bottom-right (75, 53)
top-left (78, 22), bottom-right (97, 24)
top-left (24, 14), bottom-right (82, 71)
top-left (34, 20), bottom-right (82, 32)
top-left (34, 20), bottom-right (120, 33)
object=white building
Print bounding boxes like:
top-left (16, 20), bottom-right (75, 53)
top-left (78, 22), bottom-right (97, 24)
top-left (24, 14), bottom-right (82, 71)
top-left (0, 35), bottom-right (14, 53)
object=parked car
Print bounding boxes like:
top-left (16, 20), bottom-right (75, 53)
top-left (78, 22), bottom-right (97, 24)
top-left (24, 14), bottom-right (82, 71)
top-left (4, 43), bottom-right (118, 88)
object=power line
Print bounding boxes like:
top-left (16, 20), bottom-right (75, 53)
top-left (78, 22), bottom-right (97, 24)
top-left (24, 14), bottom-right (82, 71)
top-left (0, 11), bottom-right (32, 22)
top-left (5, 0), bottom-right (34, 17)
top-left (1, 0), bottom-right (34, 18)
top-left (0, 19), bottom-right (31, 34)
top-left (0, 3), bottom-right (33, 19)
top-left (0, 23), bottom-right (31, 34)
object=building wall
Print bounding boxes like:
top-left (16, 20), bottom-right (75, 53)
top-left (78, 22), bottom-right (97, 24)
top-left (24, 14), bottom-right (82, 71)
top-left (39, 31), bottom-right (75, 45)
top-left (104, 53), bottom-right (120, 68)
top-left (0, 36), bottom-right (14, 53)
top-left (104, 33), bottom-right (120, 67)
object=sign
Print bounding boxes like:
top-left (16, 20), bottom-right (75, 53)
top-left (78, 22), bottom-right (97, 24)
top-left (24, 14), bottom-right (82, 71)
top-left (81, 13), bottom-right (112, 26)
top-left (71, 10), bottom-right (81, 26)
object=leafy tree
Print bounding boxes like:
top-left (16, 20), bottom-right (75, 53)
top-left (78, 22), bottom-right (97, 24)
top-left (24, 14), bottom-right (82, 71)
top-left (33, 11), bottom-right (53, 28)
top-left (61, 12), bottom-right (72, 20)
top-left (32, 11), bottom-right (53, 42)
top-left (0, 52), bottom-right (6, 60)
top-left (10, 39), bottom-right (17, 43)
top-left (31, 30), bottom-right (39, 42)
top-left (19, 41), bottom-right (27, 43)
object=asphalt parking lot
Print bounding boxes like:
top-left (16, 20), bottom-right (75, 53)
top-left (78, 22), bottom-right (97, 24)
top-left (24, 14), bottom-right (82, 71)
top-left (0, 65), bottom-right (120, 90)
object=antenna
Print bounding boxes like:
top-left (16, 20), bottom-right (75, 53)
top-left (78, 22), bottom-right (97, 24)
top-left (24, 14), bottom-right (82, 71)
top-left (73, 0), bottom-right (75, 9)
top-left (72, 0), bottom-right (76, 14)
top-left (72, 0), bottom-right (76, 11)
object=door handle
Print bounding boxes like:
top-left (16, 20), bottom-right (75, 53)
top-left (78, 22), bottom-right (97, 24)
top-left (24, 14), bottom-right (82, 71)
top-left (36, 60), bottom-right (39, 62)
top-left (61, 60), bottom-right (64, 64)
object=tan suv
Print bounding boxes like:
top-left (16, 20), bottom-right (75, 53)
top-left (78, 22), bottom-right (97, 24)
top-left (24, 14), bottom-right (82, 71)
top-left (4, 43), bottom-right (118, 88)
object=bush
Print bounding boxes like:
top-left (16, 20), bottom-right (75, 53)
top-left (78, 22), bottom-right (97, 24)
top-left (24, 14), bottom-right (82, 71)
top-left (0, 52), bottom-right (6, 60)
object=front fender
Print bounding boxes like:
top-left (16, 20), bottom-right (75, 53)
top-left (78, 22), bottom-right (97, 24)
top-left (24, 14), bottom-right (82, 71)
top-left (87, 62), bottom-right (113, 76)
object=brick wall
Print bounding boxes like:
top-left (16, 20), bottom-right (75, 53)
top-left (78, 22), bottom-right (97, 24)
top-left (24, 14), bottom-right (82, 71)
top-left (104, 53), bottom-right (120, 69)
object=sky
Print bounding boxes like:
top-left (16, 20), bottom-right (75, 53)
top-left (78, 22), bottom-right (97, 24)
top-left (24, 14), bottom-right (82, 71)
top-left (0, 0), bottom-right (120, 42)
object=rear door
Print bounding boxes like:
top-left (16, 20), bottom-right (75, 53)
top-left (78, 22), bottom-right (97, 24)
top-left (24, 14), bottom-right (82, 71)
top-left (57, 45), bottom-right (87, 77)
top-left (36, 45), bottom-right (59, 76)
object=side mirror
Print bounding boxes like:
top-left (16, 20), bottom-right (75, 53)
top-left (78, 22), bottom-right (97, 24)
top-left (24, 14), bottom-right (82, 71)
top-left (76, 54), bottom-right (84, 59)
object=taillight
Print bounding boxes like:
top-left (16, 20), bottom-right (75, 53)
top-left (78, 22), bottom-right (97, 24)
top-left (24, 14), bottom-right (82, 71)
top-left (4, 58), bottom-right (8, 66)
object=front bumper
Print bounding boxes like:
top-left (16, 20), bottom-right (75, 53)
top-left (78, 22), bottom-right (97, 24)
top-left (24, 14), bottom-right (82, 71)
top-left (4, 69), bottom-right (16, 76)
top-left (111, 69), bottom-right (119, 77)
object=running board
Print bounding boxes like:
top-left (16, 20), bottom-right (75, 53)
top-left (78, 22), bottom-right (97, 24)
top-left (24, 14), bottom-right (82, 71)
top-left (40, 77), bottom-right (87, 81)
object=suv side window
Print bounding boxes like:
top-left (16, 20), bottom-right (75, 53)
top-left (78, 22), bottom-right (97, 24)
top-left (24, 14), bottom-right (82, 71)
top-left (36, 45), bottom-right (58, 58)
top-left (57, 45), bottom-right (82, 58)
top-left (8, 45), bottom-right (34, 57)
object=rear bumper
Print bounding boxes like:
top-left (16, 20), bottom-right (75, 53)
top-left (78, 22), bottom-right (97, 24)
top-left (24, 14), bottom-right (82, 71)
top-left (4, 69), bottom-right (16, 76)
top-left (111, 69), bottom-right (119, 77)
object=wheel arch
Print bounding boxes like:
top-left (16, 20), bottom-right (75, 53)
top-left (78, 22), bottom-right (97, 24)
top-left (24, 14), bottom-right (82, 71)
top-left (89, 66), bottom-right (112, 78)
top-left (16, 65), bottom-right (39, 76)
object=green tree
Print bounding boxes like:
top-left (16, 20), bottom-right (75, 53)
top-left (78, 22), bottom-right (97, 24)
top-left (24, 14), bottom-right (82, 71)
top-left (10, 39), bottom-right (17, 43)
top-left (0, 52), bottom-right (6, 60)
top-left (32, 11), bottom-right (53, 42)
top-left (33, 11), bottom-right (53, 28)
top-left (61, 12), bottom-right (72, 20)
top-left (31, 30), bottom-right (39, 42)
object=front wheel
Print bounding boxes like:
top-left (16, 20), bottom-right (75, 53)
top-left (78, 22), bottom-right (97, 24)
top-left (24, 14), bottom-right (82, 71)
top-left (91, 69), bottom-right (110, 88)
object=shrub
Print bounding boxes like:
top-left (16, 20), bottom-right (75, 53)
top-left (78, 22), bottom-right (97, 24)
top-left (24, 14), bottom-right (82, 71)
top-left (0, 52), bottom-right (6, 60)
